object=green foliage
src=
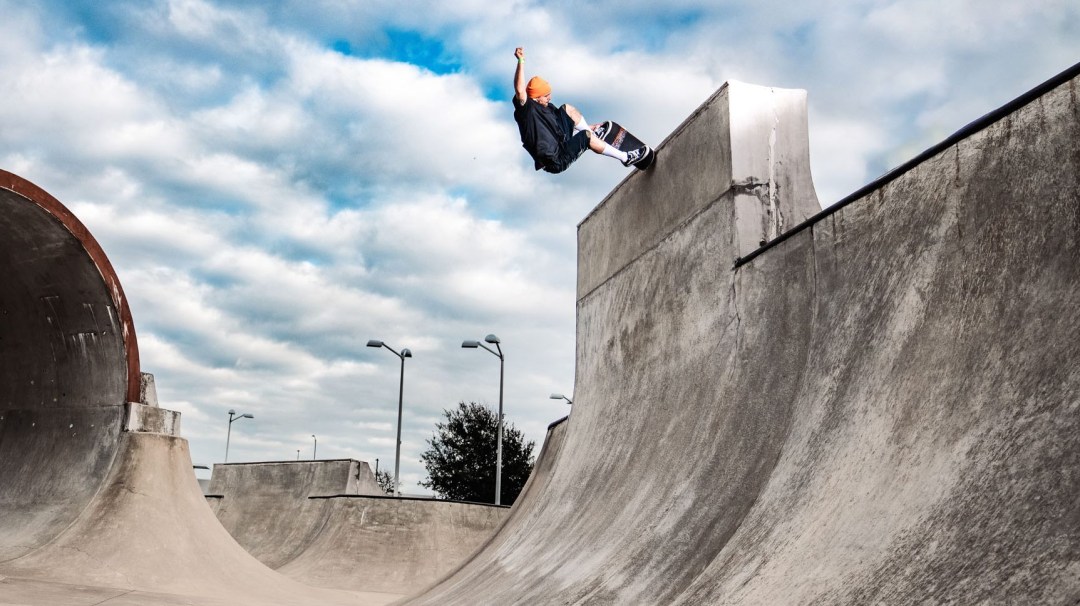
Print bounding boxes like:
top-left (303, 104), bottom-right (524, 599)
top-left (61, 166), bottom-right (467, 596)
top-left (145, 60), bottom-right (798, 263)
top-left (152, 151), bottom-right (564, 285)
top-left (375, 469), bottom-right (395, 494)
top-left (419, 401), bottom-right (535, 505)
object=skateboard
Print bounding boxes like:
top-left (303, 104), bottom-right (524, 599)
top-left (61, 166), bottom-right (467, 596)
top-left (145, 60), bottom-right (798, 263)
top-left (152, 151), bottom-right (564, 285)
top-left (594, 121), bottom-right (656, 170)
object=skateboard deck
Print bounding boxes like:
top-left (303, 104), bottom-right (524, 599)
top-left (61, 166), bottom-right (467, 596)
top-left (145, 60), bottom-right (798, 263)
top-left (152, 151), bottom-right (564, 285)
top-left (594, 121), bottom-right (656, 170)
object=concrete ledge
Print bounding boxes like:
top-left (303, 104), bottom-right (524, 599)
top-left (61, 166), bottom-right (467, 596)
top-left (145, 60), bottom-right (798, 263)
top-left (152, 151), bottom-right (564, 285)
top-left (577, 81), bottom-right (820, 299)
top-left (123, 402), bottom-right (180, 436)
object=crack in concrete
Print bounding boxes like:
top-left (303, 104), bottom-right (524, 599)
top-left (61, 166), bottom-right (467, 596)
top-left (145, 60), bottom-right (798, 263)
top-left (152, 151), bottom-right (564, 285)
top-left (89, 588), bottom-right (135, 605)
top-left (729, 276), bottom-right (742, 379)
top-left (732, 177), bottom-right (786, 248)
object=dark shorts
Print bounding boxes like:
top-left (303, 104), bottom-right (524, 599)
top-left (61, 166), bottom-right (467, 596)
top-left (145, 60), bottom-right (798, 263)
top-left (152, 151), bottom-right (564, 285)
top-left (543, 105), bottom-right (591, 174)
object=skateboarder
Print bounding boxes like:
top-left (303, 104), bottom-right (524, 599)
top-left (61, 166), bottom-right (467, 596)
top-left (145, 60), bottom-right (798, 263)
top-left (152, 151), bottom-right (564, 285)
top-left (512, 47), bottom-right (650, 173)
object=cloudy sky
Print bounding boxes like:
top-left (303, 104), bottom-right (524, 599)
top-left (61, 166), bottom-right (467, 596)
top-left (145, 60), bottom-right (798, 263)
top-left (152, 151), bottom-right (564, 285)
top-left (3, 0), bottom-right (1077, 495)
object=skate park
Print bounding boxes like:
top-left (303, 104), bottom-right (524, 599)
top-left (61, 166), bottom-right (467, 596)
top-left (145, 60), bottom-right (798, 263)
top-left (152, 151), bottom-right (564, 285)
top-left (205, 459), bottom-right (509, 595)
top-left (1, 58), bottom-right (1078, 605)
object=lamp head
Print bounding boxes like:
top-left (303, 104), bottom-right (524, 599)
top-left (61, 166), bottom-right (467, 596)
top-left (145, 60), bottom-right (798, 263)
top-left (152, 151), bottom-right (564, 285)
top-left (402, 348), bottom-right (412, 358)
top-left (549, 393), bottom-right (564, 400)
top-left (461, 340), bottom-right (480, 348)
top-left (242, 414), bottom-right (254, 419)
top-left (484, 334), bottom-right (501, 344)
top-left (366, 339), bottom-right (384, 348)
top-left (228, 409), bottom-right (236, 416)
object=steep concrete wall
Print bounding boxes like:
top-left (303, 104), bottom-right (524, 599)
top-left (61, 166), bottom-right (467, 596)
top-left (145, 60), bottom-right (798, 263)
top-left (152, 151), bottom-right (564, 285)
top-left (673, 64), bottom-right (1080, 606)
top-left (407, 68), bottom-right (1080, 605)
top-left (407, 81), bottom-right (820, 605)
top-left (0, 170), bottom-right (139, 562)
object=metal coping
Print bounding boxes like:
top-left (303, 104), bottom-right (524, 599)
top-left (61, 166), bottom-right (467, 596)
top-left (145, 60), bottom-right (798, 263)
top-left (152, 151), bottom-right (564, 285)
top-left (547, 415), bottom-right (570, 431)
top-left (733, 59), bottom-right (1080, 269)
top-left (307, 494), bottom-right (512, 508)
top-left (0, 169), bottom-right (142, 403)
top-left (215, 459), bottom-right (364, 466)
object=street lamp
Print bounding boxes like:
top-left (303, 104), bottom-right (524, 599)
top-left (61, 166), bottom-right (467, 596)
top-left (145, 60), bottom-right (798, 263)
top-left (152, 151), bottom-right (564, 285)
top-left (312, 434), bottom-right (317, 460)
top-left (225, 409), bottom-right (254, 463)
top-left (368, 339), bottom-right (412, 496)
top-left (462, 334), bottom-right (505, 505)
top-left (550, 393), bottom-right (573, 405)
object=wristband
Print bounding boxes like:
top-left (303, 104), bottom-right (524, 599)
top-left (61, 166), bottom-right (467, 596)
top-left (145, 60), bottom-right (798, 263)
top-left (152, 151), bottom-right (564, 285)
top-left (518, 58), bottom-right (525, 64)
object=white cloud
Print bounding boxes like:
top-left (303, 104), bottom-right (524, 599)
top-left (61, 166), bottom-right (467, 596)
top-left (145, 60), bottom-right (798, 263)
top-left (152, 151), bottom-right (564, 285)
top-left (1, 0), bottom-right (1077, 495)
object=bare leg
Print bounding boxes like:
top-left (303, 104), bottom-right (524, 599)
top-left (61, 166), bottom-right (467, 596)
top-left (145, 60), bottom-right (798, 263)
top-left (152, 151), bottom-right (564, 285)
top-left (564, 104), bottom-right (584, 124)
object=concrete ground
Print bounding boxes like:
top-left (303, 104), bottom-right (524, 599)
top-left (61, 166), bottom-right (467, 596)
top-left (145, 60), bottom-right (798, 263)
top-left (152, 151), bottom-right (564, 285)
top-left (0, 576), bottom-right (402, 606)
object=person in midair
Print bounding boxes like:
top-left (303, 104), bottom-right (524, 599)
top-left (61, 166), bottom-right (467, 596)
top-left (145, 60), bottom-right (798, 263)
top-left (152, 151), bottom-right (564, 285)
top-left (512, 47), bottom-right (649, 173)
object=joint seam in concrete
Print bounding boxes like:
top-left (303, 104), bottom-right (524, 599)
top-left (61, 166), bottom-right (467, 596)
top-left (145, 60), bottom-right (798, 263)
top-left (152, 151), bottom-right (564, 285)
top-left (733, 58), bottom-right (1080, 269)
top-left (579, 83), bottom-right (734, 228)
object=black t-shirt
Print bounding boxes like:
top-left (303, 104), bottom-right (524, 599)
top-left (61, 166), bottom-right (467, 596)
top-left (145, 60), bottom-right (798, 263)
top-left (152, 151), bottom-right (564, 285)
top-left (513, 97), bottom-right (570, 171)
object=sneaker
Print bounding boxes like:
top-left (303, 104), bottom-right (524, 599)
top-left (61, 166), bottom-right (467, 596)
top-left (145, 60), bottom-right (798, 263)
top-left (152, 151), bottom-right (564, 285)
top-left (622, 146), bottom-right (648, 167)
top-left (593, 121), bottom-right (611, 139)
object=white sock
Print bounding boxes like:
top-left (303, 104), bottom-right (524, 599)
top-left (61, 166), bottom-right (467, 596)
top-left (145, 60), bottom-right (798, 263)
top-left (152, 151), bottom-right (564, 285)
top-left (574, 116), bottom-right (589, 132)
top-left (600, 142), bottom-right (627, 163)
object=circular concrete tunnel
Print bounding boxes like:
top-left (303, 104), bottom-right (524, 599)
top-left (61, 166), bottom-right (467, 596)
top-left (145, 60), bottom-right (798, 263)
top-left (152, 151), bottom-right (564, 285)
top-left (0, 169), bottom-right (140, 561)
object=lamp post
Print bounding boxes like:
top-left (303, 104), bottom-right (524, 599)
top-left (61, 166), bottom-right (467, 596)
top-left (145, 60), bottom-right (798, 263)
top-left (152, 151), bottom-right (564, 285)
top-left (367, 339), bottom-right (412, 497)
top-left (462, 334), bottom-right (504, 505)
top-left (312, 434), bottom-right (317, 460)
top-left (550, 393), bottom-right (573, 405)
top-left (224, 409), bottom-right (254, 463)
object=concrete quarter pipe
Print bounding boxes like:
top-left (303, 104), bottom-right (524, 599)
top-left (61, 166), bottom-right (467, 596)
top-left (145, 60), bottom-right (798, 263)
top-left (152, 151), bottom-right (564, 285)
top-left (405, 68), bottom-right (1080, 605)
top-left (0, 171), bottom-right (381, 605)
top-left (206, 460), bottom-right (509, 596)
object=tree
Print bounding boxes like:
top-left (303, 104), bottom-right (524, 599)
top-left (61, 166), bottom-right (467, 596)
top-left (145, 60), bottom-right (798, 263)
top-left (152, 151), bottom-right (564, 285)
top-left (375, 469), bottom-right (395, 495)
top-left (420, 401), bottom-right (535, 505)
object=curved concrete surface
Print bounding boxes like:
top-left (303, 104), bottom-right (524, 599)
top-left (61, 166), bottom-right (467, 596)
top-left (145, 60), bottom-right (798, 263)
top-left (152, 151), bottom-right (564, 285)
top-left (279, 496), bottom-right (508, 595)
top-left (405, 70), bottom-right (1080, 605)
top-left (207, 459), bottom-right (509, 596)
top-left (0, 171), bottom-right (383, 605)
top-left (207, 460), bottom-right (384, 569)
top-left (0, 169), bottom-right (139, 562)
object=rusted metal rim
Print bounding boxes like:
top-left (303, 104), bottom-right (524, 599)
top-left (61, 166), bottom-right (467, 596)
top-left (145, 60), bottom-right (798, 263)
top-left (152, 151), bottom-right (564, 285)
top-left (0, 169), bottom-right (141, 403)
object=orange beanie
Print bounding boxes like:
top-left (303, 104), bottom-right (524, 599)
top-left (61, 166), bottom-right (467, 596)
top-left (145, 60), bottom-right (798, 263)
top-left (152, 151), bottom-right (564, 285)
top-left (526, 76), bottom-right (551, 99)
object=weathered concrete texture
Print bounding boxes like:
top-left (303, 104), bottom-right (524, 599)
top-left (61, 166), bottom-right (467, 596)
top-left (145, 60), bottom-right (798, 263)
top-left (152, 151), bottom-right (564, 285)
top-left (577, 82), bottom-right (820, 298)
top-left (0, 171), bottom-right (137, 563)
top-left (406, 73), bottom-right (1080, 604)
top-left (208, 460), bottom-right (508, 597)
top-left (0, 172), bottom-right (382, 605)
top-left (207, 459), bottom-right (384, 569)
top-left (278, 497), bottom-right (509, 595)
top-left (674, 70), bottom-right (1080, 606)
top-left (0, 431), bottom-right (361, 604)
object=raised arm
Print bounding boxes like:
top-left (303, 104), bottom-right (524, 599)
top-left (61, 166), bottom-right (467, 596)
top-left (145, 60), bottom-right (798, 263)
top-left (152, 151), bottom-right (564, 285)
top-left (513, 47), bottom-right (527, 105)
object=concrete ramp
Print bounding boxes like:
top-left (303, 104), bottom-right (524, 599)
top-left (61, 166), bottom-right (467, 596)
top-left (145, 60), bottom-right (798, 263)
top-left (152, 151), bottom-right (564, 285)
top-left (208, 459), bottom-right (509, 596)
top-left (0, 170), bottom-right (138, 562)
top-left (207, 459), bottom-right (384, 568)
top-left (405, 69), bottom-right (1080, 605)
top-left (278, 496), bottom-right (509, 595)
top-left (0, 171), bottom-right (380, 605)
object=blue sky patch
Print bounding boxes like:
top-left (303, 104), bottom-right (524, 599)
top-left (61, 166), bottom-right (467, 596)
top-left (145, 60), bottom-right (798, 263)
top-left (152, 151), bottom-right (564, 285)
top-left (329, 29), bottom-right (463, 74)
